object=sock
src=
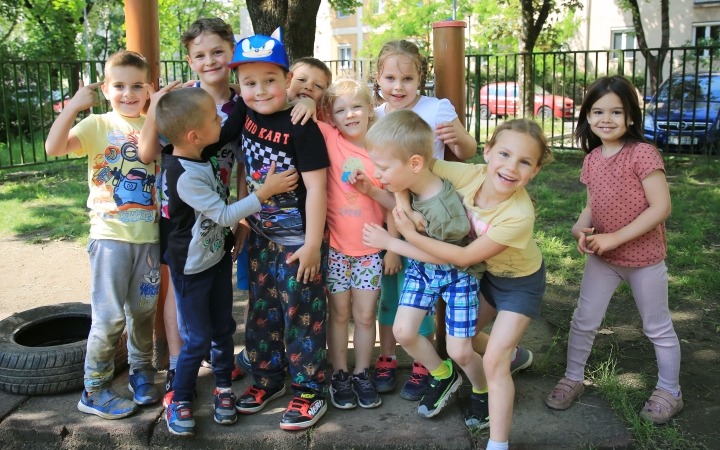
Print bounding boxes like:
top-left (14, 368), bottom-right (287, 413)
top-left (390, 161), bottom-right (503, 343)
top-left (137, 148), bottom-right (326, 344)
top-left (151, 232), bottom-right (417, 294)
top-left (216, 386), bottom-right (232, 394)
top-left (472, 387), bottom-right (489, 395)
top-left (511, 347), bottom-right (518, 361)
top-left (429, 360), bottom-right (451, 379)
top-left (486, 439), bottom-right (509, 450)
top-left (169, 356), bottom-right (178, 371)
top-left (383, 355), bottom-right (396, 361)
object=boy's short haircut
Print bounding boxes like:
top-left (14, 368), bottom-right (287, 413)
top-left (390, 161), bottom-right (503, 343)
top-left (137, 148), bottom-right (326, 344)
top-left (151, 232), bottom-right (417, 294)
top-left (290, 57), bottom-right (333, 85)
top-left (366, 109), bottom-right (433, 161)
top-left (156, 89), bottom-right (213, 145)
top-left (104, 50), bottom-right (151, 82)
top-left (181, 17), bottom-right (235, 50)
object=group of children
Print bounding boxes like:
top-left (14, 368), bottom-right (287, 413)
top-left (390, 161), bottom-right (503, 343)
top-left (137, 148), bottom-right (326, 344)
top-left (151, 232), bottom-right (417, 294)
top-left (44, 15), bottom-right (683, 450)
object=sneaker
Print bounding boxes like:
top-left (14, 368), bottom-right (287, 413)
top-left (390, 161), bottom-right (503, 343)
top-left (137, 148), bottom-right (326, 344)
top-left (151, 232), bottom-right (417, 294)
top-left (77, 388), bottom-right (137, 419)
top-left (200, 359), bottom-right (212, 369)
top-left (400, 361), bottom-right (430, 401)
top-left (235, 384), bottom-right (286, 414)
top-left (329, 370), bottom-right (357, 409)
top-left (128, 369), bottom-right (160, 405)
top-left (236, 349), bottom-right (253, 375)
top-left (280, 392), bottom-right (327, 431)
top-left (545, 377), bottom-right (584, 410)
top-left (373, 356), bottom-right (397, 393)
top-left (213, 388), bottom-right (238, 425)
top-left (639, 389), bottom-right (684, 424)
top-left (231, 362), bottom-right (245, 381)
top-left (510, 346), bottom-right (533, 374)
top-left (352, 369), bottom-right (382, 408)
top-left (163, 369), bottom-right (175, 408)
top-left (166, 401), bottom-right (195, 436)
top-left (417, 360), bottom-right (462, 418)
top-left (464, 392), bottom-right (490, 429)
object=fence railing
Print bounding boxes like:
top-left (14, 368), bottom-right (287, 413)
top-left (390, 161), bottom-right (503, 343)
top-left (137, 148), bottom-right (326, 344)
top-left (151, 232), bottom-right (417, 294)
top-left (2, 46), bottom-right (719, 168)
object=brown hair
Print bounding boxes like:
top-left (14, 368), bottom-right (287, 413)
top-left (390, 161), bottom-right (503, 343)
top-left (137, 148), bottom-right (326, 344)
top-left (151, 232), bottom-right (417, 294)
top-left (181, 18), bottom-right (235, 51)
top-left (486, 119), bottom-right (553, 166)
top-left (321, 77), bottom-right (374, 127)
top-left (366, 109), bottom-right (433, 161)
top-left (372, 40), bottom-right (428, 104)
top-left (156, 89), bottom-right (213, 145)
top-left (575, 75), bottom-right (647, 153)
top-left (290, 57), bottom-right (333, 85)
top-left (104, 50), bottom-right (151, 83)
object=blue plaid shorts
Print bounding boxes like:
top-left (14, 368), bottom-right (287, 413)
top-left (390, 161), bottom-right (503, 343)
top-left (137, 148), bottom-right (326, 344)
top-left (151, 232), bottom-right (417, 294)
top-left (399, 260), bottom-right (479, 338)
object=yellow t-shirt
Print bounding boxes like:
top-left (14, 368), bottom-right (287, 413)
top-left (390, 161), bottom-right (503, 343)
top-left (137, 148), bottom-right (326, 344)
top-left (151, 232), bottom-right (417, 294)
top-left (433, 160), bottom-right (542, 277)
top-left (70, 112), bottom-right (159, 244)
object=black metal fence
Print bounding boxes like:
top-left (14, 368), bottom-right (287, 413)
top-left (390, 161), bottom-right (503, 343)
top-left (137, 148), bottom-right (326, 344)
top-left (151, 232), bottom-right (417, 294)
top-left (2, 46), bottom-right (719, 168)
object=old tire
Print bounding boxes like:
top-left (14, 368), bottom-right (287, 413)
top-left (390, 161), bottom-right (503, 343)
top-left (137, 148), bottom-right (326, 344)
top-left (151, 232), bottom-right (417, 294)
top-left (480, 105), bottom-right (490, 120)
top-left (538, 106), bottom-right (553, 121)
top-left (0, 303), bottom-right (128, 395)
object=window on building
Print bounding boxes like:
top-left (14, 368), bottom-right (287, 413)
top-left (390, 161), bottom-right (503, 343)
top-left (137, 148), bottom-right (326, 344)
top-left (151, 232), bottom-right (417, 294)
top-left (372, 0), bottom-right (385, 14)
top-left (337, 9), bottom-right (351, 19)
top-left (612, 29), bottom-right (636, 60)
top-left (338, 45), bottom-right (352, 69)
top-left (694, 22), bottom-right (720, 56)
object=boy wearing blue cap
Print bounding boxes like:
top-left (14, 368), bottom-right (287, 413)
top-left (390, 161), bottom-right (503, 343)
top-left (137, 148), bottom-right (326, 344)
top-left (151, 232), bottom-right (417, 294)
top-left (206, 28), bottom-right (331, 431)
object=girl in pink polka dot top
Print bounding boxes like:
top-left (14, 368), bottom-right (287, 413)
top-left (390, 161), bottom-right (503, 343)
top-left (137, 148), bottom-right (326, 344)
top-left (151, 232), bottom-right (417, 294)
top-left (546, 75), bottom-right (682, 425)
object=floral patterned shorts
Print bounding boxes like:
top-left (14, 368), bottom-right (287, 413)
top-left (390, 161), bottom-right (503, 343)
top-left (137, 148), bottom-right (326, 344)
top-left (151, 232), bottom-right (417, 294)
top-left (326, 247), bottom-right (383, 294)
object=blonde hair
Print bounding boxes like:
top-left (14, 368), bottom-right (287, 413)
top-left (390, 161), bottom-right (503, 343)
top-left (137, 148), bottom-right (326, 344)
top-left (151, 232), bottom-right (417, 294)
top-left (366, 109), bottom-right (433, 161)
top-left (104, 50), bottom-right (151, 83)
top-left (486, 119), bottom-right (554, 166)
top-left (372, 40), bottom-right (429, 104)
top-left (156, 89), bottom-right (213, 145)
top-left (321, 77), bottom-right (374, 127)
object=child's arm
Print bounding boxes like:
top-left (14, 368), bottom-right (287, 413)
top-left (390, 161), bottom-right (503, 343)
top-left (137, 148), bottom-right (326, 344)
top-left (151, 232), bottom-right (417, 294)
top-left (394, 189), bottom-right (427, 234)
top-left (435, 118), bottom-right (477, 161)
top-left (138, 81), bottom-right (181, 164)
top-left (286, 168), bottom-right (326, 283)
top-left (572, 189), bottom-right (595, 255)
top-left (382, 209), bottom-right (403, 275)
top-left (585, 170), bottom-right (671, 256)
top-left (362, 222), bottom-right (448, 265)
top-left (45, 80), bottom-right (104, 157)
top-left (289, 97), bottom-right (317, 125)
top-left (347, 169), bottom-right (395, 210)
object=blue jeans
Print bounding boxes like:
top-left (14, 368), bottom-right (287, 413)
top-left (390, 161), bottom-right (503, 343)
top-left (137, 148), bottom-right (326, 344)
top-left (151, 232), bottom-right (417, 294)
top-left (169, 252), bottom-right (236, 402)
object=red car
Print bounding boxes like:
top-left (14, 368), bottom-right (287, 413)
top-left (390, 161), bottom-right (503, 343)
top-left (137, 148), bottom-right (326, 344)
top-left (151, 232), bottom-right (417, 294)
top-left (479, 82), bottom-right (574, 120)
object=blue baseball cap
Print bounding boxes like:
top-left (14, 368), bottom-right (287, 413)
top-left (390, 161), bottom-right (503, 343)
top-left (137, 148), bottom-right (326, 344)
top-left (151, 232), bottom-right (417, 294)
top-left (228, 27), bottom-right (289, 70)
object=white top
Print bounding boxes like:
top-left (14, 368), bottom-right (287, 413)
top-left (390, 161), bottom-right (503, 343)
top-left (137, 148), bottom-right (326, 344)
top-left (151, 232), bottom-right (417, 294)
top-left (375, 96), bottom-right (458, 160)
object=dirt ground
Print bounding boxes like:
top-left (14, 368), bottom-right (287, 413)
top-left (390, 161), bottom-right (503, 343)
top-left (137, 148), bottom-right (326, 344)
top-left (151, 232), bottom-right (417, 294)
top-left (1, 235), bottom-right (718, 448)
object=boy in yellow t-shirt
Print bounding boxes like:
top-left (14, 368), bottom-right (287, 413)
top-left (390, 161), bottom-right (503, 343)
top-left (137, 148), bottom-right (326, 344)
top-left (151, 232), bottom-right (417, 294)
top-left (45, 50), bottom-right (161, 420)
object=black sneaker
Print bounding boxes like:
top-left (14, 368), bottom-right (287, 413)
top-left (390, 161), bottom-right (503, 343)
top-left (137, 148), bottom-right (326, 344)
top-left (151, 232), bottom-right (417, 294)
top-left (352, 369), bottom-right (382, 408)
top-left (280, 392), bottom-right (327, 431)
top-left (400, 361), bottom-right (430, 401)
top-left (163, 369), bottom-right (176, 408)
top-left (464, 392), bottom-right (490, 429)
top-left (373, 356), bottom-right (397, 393)
top-left (417, 360), bottom-right (462, 418)
top-left (329, 370), bottom-right (357, 409)
top-left (235, 384), bottom-right (286, 414)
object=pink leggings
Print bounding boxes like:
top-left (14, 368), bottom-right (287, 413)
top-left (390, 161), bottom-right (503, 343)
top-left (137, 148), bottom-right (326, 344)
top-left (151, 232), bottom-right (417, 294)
top-left (565, 255), bottom-right (681, 394)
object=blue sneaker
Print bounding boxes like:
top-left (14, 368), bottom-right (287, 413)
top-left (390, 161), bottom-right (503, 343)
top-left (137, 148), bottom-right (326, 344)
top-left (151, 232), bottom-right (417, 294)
top-left (166, 401), bottom-right (195, 436)
top-left (77, 388), bottom-right (137, 419)
top-left (373, 356), bottom-right (397, 393)
top-left (400, 361), bottom-right (430, 401)
top-left (213, 388), bottom-right (238, 425)
top-left (128, 369), bottom-right (160, 405)
top-left (510, 346), bottom-right (533, 374)
top-left (236, 349), bottom-right (253, 375)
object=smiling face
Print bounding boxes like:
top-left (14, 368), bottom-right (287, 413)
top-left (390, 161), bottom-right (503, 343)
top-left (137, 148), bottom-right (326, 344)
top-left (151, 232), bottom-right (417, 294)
top-left (329, 93), bottom-right (373, 147)
top-left (186, 32), bottom-right (233, 87)
top-left (101, 66), bottom-right (149, 118)
top-left (287, 64), bottom-right (329, 104)
top-left (377, 55), bottom-right (421, 112)
top-left (236, 62), bottom-right (291, 114)
top-left (482, 130), bottom-right (542, 200)
top-left (587, 92), bottom-right (628, 147)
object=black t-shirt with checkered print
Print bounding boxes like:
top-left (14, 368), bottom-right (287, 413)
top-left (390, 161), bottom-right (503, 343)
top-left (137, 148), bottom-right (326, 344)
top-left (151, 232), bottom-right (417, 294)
top-left (211, 99), bottom-right (329, 246)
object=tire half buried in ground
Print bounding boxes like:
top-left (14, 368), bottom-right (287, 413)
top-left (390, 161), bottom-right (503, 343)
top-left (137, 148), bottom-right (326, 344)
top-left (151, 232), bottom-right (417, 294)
top-left (0, 303), bottom-right (128, 395)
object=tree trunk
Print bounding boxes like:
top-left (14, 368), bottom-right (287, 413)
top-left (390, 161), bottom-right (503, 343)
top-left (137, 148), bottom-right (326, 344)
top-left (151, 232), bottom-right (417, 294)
top-left (246, 0), bottom-right (322, 62)
top-left (518, 0), bottom-right (552, 117)
top-left (626, 0), bottom-right (669, 94)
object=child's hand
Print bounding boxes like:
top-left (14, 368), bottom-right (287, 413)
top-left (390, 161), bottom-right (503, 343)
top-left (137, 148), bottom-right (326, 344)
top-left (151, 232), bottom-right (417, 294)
top-left (383, 251), bottom-right (402, 275)
top-left (392, 207), bottom-right (420, 238)
top-left (572, 226), bottom-right (595, 255)
top-left (435, 121), bottom-right (464, 146)
top-left (362, 223), bottom-right (394, 250)
top-left (291, 98), bottom-right (317, 125)
top-left (410, 210), bottom-right (427, 235)
top-left (255, 162), bottom-right (298, 202)
top-left (585, 233), bottom-right (620, 256)
top-left (66, 79), bottom-right (104, 113)
top-left (347, 169), bottom-right (374, 196)
top-left (182, 79), bottom-right (199, 88)
top-left (231, 220), bottom-right (251, 261)
top-left (145, 80), bottom-right (182, 111)
top-left (394, 190), bottom-right (426, 233)
top-left (286, 244), bottom-right (320, 284)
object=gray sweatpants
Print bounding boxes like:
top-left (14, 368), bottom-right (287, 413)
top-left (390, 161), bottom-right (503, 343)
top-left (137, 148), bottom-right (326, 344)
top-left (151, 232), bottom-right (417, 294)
top-left (565, 255), bottom-right (681, 394)
top-left (84, 238), bottom-right (160, 391)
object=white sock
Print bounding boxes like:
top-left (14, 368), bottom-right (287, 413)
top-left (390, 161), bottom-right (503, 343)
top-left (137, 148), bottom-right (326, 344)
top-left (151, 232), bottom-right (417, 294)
top-left (389, 355), bottom-right (396, 360)
top-left (169, 356), bottom-right (178, 371)
top-left (216, 386), bottom-right (232, 394)
top-left (486, 439), bottom-right (509, 450)
top-left (511, 347), bottom-right (518, 361)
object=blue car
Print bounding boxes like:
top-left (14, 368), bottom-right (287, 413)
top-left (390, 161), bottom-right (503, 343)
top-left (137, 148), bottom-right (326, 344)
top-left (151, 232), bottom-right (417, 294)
top-left (643, 72), bottom-right (720, 152)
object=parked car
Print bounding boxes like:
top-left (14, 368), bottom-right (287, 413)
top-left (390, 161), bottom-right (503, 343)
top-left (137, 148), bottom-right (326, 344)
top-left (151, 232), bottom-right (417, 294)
top-left (52, 90), bottom-right (71, 112)
top-left (479, 82), bottom-right (575, 120)
top-left (643, 72), bottom-right (720, 151)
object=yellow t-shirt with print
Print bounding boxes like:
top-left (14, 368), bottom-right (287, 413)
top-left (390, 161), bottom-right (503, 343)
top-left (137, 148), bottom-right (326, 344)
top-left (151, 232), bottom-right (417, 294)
top-left (70, 112), bottom-right (159, 244)
top-left (433, 160), bottom-right (542, 278)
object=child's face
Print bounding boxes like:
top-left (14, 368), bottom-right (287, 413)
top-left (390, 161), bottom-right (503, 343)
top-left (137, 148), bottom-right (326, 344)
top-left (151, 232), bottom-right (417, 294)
top-left (482, 130), bottom-right (542, 198)
top-left (377, 55), bottom-right (421, 112)
top-left (101, 66), bottom-right (149, 118)
top-left (330, 93), bottom-right (373, 146)
top-left (194, 97), bottom-right (222, 147)
top-left (236, 62), bottom-right (291, 115)
top-left (587, 92), bottom-right (627, 145)
top-left (186, 33), bottom-right (233, 88)
top-left (369, 148), bottom-right (415, 193)
top-left (287, 64), bottom-right (329, 104)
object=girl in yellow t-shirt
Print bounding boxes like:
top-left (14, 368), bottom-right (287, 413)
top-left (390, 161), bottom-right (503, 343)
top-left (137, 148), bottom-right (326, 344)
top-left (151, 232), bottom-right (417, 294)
top-left (363, 119), bottom-right (552, 450)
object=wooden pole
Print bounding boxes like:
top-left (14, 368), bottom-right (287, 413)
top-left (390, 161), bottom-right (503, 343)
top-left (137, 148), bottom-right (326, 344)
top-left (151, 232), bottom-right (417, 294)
top-left (432, 20), bottom-right (467, 359)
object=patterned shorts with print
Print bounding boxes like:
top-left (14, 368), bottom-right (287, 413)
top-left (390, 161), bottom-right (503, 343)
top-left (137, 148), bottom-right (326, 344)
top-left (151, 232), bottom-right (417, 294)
top-left (326, 247), bottom-right (382, 294)
top-left (399, 260), bottom-right (479, 338)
